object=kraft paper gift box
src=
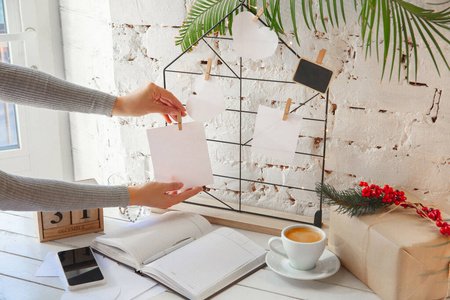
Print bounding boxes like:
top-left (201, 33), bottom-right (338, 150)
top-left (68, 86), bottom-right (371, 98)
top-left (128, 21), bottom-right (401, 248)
top-left (328, 192), bottom-right (450, 300)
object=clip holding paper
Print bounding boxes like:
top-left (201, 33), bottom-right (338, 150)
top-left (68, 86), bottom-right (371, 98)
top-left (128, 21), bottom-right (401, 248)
top-left (252, 2), bottom-right (269, 22)
top-left (177, 111), bottom-right (182, 131)
top-left (204, 58), bottom-right (212, 81)
top-left (282, 98), bottom-right (292, 121)
top-left (316, 49), bottom-right (326, 64)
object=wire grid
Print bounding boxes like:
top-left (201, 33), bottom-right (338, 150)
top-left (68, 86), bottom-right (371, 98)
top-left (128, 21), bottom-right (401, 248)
top-left (163, 1), bottom-right (329, 227)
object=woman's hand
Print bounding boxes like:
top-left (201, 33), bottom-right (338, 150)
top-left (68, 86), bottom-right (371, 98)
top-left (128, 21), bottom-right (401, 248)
top-left (112, 83), bottom-right (187, 123)
top-left (127, 181), bottom-right (202, 209)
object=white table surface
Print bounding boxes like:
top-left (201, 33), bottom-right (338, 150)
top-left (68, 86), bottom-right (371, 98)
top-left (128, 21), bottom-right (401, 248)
top-left (0, 208), bottom-right (381, 300)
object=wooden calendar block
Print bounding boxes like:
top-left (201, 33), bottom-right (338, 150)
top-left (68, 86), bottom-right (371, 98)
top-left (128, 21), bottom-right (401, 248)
top-left (41, 211), bottom-right (71, 229)
top-left (71, 209), bottom-right (99, 224)
top-left (36, 179), bottom-right (105, 242)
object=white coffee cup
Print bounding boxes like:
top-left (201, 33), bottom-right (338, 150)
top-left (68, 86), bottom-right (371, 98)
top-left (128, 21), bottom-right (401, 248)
top-left (268, 224), bottom-right (326, 270)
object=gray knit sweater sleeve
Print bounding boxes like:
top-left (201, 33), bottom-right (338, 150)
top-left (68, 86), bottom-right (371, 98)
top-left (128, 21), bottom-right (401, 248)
top-left (0, 63), bottom-right (130, 211)
top-left (0, 170), bottom-right (129, 211)
top-left (0, 62), bottom-right (116, 115)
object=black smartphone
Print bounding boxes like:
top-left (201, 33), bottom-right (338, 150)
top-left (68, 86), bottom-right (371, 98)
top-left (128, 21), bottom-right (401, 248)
top-left (57, 247), bottom-right (106, 291)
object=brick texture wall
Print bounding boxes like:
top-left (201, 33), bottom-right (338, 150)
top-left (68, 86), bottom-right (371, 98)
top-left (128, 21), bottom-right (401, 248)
top-left (60, 0), bottom-right (450, 217)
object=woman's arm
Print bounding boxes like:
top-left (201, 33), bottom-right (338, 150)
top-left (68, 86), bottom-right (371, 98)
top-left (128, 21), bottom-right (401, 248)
top-left (0, 62), bottom-right (117, 116)
top-left (0, 170), bottom-right (129, 211)
top-left (0, 170), bottom-right (202, 211)
top-left (0, 62), bottom-right (187, 120)
top-left (0, 63), bottom-right (199, 211)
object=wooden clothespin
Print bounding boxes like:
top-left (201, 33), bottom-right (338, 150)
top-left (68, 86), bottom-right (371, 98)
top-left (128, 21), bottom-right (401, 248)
top-left (316, 49), bottom-right (326, 64)
top-left (282, 98), bottom-right (292, 121)
top-left (177, 111), bottom-right (182, 131)
top-left (252, 2), bottom-right (270, 22)
top-left (204, 58), bottom-right (212, 81)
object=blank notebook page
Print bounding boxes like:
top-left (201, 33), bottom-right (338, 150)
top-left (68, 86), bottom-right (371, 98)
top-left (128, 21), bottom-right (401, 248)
top-left (147, 227), bottom-right (265, 296)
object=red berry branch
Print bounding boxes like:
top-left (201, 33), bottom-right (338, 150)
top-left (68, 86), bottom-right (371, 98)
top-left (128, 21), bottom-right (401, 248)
top-left (359, 181), bottom-right (450, 235)
top-left (358, 182), bottom-right (448, 235)
top-left (317, 181), bottom-right (449, 236)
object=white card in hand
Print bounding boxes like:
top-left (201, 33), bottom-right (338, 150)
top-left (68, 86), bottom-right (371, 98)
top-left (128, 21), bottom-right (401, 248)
top-left (147, 122), bottom-right (214, 189)
top-left (252, 105), bottom-right (303, 165)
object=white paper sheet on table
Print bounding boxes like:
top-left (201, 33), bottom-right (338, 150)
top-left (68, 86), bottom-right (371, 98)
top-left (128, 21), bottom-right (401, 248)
top-left (252, 105), bottom-right (303, 165)
top-left (147, 122), bottom-right (214, 189)
top-left (231, 11), bottom-right (279, 59)
top-left (35, 252), bottom-right (60, 277)
top-left (186, 75), bottom-right (226, 123)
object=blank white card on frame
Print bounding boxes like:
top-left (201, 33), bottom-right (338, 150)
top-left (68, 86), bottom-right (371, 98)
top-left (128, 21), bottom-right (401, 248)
top-left (146, 122), bottom-right (214, 189)
top-left (252, 105), bottom-right (303, 165)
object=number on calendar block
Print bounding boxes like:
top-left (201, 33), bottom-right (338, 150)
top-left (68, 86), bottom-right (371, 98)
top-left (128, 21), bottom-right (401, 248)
top-left (41, 211), bottom-right (71, 229)
top-left (72, 209), bottom-right (99, 224)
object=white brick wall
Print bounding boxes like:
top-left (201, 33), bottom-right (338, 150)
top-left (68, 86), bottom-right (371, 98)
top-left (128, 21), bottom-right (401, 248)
top-left (60, 0), bottom-right (450, 216)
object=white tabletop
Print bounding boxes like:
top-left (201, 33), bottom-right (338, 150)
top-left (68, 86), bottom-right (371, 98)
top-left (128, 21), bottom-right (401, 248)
top-left (0, 209), bottom-right (381, 300)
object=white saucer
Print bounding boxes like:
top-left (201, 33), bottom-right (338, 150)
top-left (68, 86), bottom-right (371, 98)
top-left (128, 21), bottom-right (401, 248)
top-left (265, 249), bottom-right (340, 280)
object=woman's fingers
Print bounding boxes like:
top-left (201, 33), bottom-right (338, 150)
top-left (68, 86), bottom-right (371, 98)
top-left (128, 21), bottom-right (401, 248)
top-left (168, 187), bottom-right (203, 203)
top-left (158, 87), bottom-right (185, 113)
top-left (161, 182), bottom-right (184, 192)
top-left (162, 114), bottom-right (172, 123)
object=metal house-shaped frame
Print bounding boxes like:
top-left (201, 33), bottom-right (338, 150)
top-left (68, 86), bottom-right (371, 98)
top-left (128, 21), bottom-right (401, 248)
top-left (163, 1), bottom-right (329, 228)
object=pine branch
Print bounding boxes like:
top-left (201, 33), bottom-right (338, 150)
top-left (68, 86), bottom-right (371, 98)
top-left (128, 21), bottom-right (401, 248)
top-left (316, 183), bottom-right (391, 217)
top-left (316, 182), bottom-right (449, 235)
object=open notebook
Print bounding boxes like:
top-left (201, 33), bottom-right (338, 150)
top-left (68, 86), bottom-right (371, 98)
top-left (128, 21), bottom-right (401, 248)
top-left (91, 211), bottom-right (267, 300)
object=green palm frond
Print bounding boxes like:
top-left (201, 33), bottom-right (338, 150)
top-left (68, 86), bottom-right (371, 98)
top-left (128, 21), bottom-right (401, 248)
top-left (290, 0), bottom-right (346, 41)
top-left (361, 0), bottom-right (450, 81)
top-left (262, 0), bottom-right (285, 35)
top-left (176, 0), bottom-right (450, 81)
top-left (175, 0), bottom-right (243, 52)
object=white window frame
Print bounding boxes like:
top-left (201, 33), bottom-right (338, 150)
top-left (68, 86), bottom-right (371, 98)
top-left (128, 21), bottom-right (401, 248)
top-left (0, 0), bottom-right (73, 180)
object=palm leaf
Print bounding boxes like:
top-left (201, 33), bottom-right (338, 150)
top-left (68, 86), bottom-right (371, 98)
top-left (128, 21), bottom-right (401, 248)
top-left (308, 0), bottom-right (316, 31)
top-left (333, 0), bottom-right (339, 27)
top-left (398, 4), bottom-right (411, 80)
top-left (412, 14), bottom-right (440, 76)
top-left (403, 5), bottom-right (418, 81)
top-left (362, 0), bottom-right (378, 60)
top-left (393, 2), bottom-right (403, 82)
top-left (301, 0), bottom-right (311, 30)
top-left (340, 0), bottom-right (346, 23)
top-left (326, 0), bottom-right (335, 27)
top-left (319, 0), bottom-right (328, 32)
top-left (380, 0), bottom-right (390, 79)
top-left (360, 0), bottom-right (450, 81)
top-left (291, 0), bottom-right (300, 44)
top-left (176, 0), bottom-right (450, 82)
top-left (396, 0), bottom-right (450, 80)
top-left (264, 0), bottom-right (284, 34)
top-left (274, 0), bottom-right (284, 32)
top-left (376, 0), bottom-right (382, 62)
top-left (175, 0), bottom-right (242, 52)
top-left (388, 0), bottom-right (397, 81)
